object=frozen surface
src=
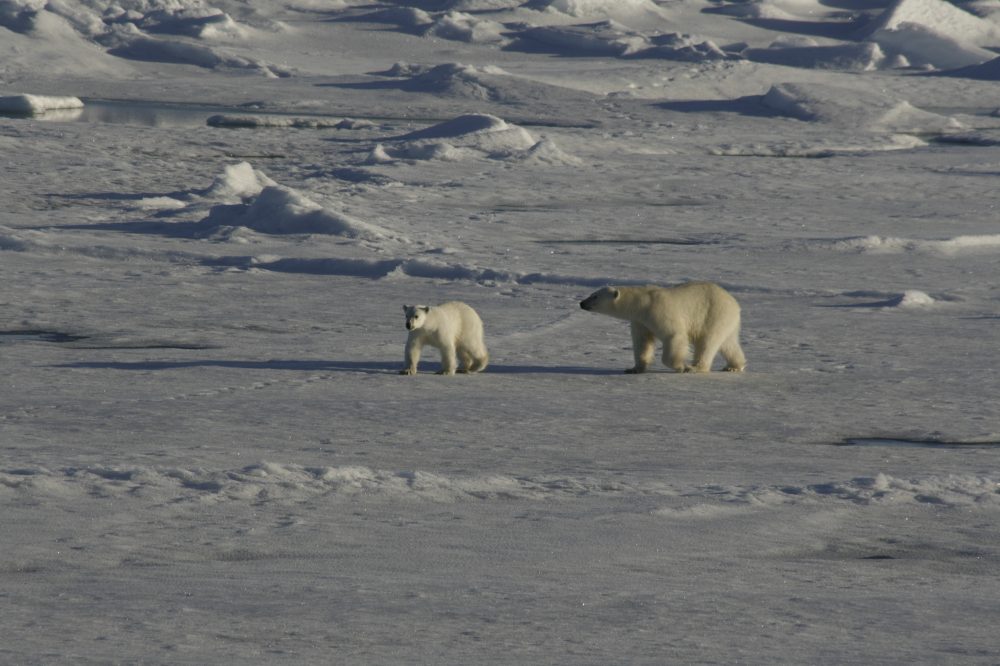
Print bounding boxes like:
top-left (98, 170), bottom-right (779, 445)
top-left (2, 0), bottom-right (1000, 663)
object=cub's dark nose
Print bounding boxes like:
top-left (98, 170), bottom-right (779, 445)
top-left (580, 300), bottom-right (590, 310)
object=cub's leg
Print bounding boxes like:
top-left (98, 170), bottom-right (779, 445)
top-left (456, 342), bottom-right (488, 373)
top-left (457, 348), bottom-right (474, 373)
top-left (400, 337), bottom-right (423, 375)
top-left (467, 351), bottom-right (488, 373)
top-left (720, 331), bottom-right (746, 372)
top-left (663, 333), bottom-right (691, 373)
top-left (627, 322), bottom-right (656, 374)
top-left (436, 344), bottom-right (458, 375)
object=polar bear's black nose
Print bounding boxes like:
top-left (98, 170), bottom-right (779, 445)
top-left (580, 300), bottom-right (590, 310)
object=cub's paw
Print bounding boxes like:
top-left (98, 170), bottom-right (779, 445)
top-left (399, 368), bottom-right (417, 376)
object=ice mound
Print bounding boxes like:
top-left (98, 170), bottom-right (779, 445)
top-left (864, 0), bottom-right (1000, 45)
top-left (638, 32), bottom-right (729, 61)
top-left (446, 0), bottom-right (524, 8)
top-left (372, 114), bottom-right (537, 161)
top-left (0, 94), bottom-right (84, 114)
top-left (891, 290), bottom-right (936, 308)
top-left (200, 161), bottom-right (277, 203)
top-left (132, 9), bottom-right (248, 40)
top-left (422, 11), bottom-right (506, 44)
top-left (207, 114), bottom-right (375, 129)
top-left (861, 0), bottom-right (1000, 69)
top-left (200, 185), bottom-right (390, 240)
top-left (867, 23), bottom-right (996, 69)
top-left (508, 138), bottom-right (584, 165)
top-left (514, 21), bottom-right (728, 60)
top-left (518, 20), bottom-right (650, 56)
top-left (713, 1), bottom-right (815, 20)
top-left (761, 82), bottom-right (960, 132)
top-left (937, 55), bottom-right (1000, 80)
top-left (711, 134), bottom-right (927, 157)
top-left (397, 62), bottom-right (513, 100)
top-left (107, 34), bottom-right (288, 76)
top-left (533, 0), bottom-right (670, 21)
top-left (0, 0), bottom-right (287, 77)
top-left (743, 42), bottom-right (886, 71)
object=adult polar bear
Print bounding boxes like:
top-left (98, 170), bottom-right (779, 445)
top-left (580, 282), bottom-right (746, 374)
top-left (400, 302), bottom-right (489, 375)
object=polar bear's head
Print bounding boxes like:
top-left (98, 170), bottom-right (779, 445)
top-left (403, 304), bottom-right (431, 330)
top-left (580, 287), bottom-right (620, 313)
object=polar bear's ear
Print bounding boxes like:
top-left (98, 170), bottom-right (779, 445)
top-left (420, 306), bottom-right (431, 312)
top-left (610, 288), bottom-right (620, 299)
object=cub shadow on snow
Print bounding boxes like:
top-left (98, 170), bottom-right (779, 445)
top-left (55, 359), bottom-right (623, 376)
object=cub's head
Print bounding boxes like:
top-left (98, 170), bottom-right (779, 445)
top-left (580, 287), bottom-right (620, 313)
top-left (403, 304), bottom-right (430, 330)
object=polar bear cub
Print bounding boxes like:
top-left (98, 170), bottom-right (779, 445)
top-left (580, 282), bottom-right (746, 374)
top-left (400, 301), bottom-right (489, 376)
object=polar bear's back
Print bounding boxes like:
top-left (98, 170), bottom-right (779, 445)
top-left (628, 282), bottom-right (740, 337)
top-left (433, 301), bottom-right (484, 337)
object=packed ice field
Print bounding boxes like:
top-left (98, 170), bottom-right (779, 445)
top-left (2, 0), bottom-right (1000, 662)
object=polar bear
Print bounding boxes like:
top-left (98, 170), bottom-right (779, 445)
top-left (580, 282), bottom-right (746, 374)
top-left (400, 301), bottom-right (489, 376)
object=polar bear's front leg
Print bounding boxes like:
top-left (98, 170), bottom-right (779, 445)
top-left (664, 334), bottom-right (691, 373)
top-left (436, 344), bottom-right (458, 375)
top-left (626, 322), bottom-right (655, 374)
top-left (401, 337), bottom-right (423, 375)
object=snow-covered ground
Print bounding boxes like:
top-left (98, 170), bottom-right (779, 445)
top-left (2, 0), bottom-right (1000, 662)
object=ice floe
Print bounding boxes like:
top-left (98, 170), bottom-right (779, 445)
top-left (0, 94), bottom-right (84, 114)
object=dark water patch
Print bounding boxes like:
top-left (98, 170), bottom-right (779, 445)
top-left (837, 437), bottom-right (1000, 449)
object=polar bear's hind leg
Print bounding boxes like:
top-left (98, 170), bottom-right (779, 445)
top-left (720, 331), bottom-right (746, 372)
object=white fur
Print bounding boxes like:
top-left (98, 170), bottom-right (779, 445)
top-left (580, 282), bottom-right (746, 373)
top-left (400, 301), bottom-right (489, 375)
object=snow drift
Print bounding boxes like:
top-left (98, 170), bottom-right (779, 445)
top-left (761, 82), bottom-right (960, 132)
top-left (370, 113), bottom-right (547, 162)
top-left (200, 185), bottom-right (391, 240)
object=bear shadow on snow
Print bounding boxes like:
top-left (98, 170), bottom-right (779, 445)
top-left (54, 359), bottom-right (622, 375)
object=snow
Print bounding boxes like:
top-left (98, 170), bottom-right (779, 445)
top-left (3, 0), bottom-right (1000, 662)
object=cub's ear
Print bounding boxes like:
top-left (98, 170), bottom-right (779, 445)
top-left (611, 288), bottom-right (620, 299)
